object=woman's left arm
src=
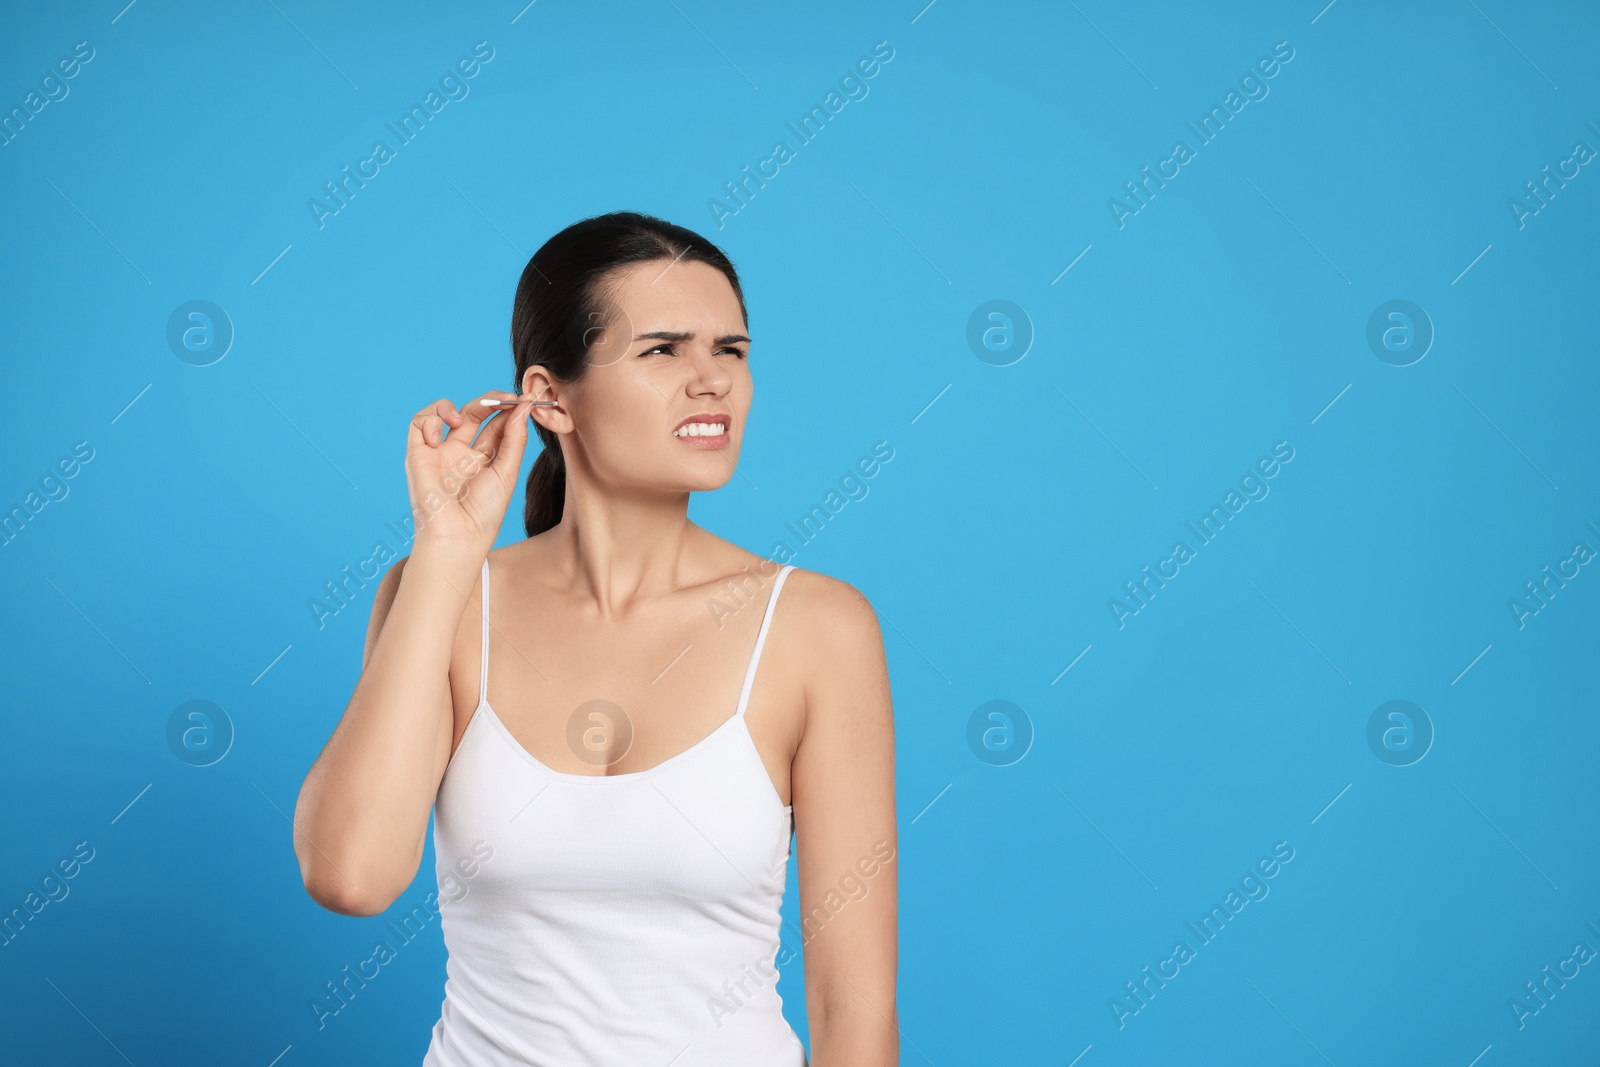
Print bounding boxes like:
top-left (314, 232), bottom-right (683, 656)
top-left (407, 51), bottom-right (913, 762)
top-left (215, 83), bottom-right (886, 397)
top-left (791, 576), bottom-right (899, 1067)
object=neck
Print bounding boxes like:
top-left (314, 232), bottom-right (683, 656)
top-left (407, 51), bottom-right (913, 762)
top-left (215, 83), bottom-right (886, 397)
top-left (543, 475), bottom-right (699, 619)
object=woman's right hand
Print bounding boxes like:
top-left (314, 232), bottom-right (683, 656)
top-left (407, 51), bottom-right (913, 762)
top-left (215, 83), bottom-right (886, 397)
top-left (404, 390), bottom-right (537, 560)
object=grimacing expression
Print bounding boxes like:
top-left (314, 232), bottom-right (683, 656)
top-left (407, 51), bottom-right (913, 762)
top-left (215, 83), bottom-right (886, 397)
top-left (525, 258), bottom-right (752, 495)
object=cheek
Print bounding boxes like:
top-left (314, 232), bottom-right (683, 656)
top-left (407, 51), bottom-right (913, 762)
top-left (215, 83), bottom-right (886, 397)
top-left (589, 416), bottom-right (656, 467)
top-left (583, 382), bottom-right (672, 462)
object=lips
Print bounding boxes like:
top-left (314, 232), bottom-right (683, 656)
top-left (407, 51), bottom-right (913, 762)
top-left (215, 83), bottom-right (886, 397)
top-left (671, 412), bottom-right (731, 448)
top-left (672, 412), bottom-right (731, 433)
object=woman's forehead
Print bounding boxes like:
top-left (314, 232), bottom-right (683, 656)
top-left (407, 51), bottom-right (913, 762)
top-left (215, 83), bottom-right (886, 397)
top-left (605, 258), bottom-right (742, 316)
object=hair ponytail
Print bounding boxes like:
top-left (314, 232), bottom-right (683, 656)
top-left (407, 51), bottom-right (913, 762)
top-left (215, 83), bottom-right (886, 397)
top-left (522, 444), bottom-right (565, 539)
top-left (512, 210), bottom-right (747, 538)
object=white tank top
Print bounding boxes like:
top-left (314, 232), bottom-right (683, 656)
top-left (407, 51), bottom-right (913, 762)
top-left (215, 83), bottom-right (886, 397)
top-left (422, 558), bottom-right (807, 1066)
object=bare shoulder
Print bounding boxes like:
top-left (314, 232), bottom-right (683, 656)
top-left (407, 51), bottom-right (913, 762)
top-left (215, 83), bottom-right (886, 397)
top-left (779, 566), bottom-right (894, 773)
top-left (779, 564), bottom-right (876, 623)
top-left (774, 565), bottom-right (885, 671)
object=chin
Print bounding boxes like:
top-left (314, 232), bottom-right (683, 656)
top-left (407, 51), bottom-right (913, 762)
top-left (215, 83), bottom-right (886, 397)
top-left (665, 462), bottom-right (737, 491)
top-left (684, 473), bottom-right (736, 492)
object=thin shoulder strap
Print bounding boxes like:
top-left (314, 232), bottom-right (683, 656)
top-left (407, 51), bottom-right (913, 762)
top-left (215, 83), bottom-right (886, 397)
top-left (735, 564), bottom-right (795, 720)
top-left (478, 557), bottom-right (491, 707)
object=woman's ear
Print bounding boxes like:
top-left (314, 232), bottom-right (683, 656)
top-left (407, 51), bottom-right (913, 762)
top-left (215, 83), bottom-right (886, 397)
top-left (522, 366), bottom-right (569, 430)
top-left (521, 365), bottom-right (554, 401)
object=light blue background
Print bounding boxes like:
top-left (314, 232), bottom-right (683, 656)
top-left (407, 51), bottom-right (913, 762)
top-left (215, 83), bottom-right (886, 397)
top-left (3, 0), bottom-right (1597, 1063)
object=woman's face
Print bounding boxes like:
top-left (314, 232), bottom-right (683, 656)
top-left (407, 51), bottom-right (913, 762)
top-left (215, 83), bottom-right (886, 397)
top-left (525, 257), bottom-right (752, 495)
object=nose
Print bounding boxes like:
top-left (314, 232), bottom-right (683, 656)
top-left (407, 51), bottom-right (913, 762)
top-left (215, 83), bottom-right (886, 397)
top-left (685, 345), bottom-right (733, 397)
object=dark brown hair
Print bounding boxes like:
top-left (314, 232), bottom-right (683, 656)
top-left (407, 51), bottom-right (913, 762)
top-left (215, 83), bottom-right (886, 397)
top-left (511, 211), bottom-right (748, 537)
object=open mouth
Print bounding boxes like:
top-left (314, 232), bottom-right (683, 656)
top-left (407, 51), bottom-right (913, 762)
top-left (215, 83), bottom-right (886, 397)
top-left (672, 415), bottom-right (730, 448)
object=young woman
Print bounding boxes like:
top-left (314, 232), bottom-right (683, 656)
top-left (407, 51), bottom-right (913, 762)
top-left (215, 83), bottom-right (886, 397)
top-left (293, 212), bottom-right (898, 1065)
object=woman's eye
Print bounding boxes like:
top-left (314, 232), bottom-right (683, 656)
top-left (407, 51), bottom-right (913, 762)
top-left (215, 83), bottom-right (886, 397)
top-left (639, 344), bottom-right (746, 358)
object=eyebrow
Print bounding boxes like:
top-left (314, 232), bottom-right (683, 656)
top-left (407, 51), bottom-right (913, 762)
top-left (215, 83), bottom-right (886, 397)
top-left (632, 330), bottom-right (752, 345)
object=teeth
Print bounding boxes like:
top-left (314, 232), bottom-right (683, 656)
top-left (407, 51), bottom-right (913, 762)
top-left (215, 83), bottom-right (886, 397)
top-left (674, 422), bottom-right (727, 437)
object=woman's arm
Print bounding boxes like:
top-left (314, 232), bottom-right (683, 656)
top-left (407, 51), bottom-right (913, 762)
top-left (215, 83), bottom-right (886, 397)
top-left (292, 392), bottom-right (535, 916)
top-left (792, 575), bottom-right (899, 1066)
top-left (291, 548), bottom-right (478, 915)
